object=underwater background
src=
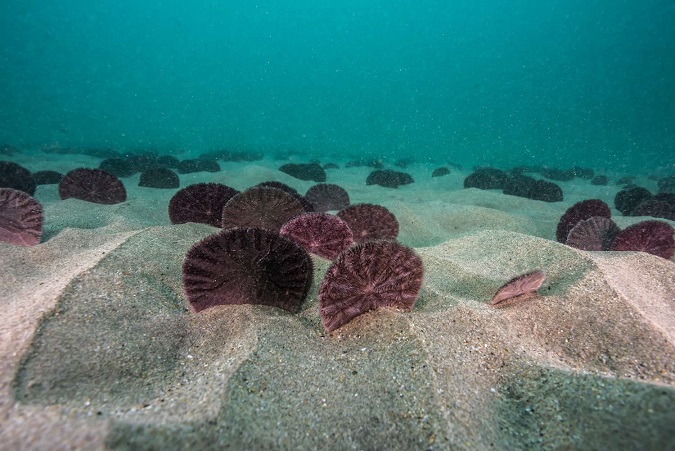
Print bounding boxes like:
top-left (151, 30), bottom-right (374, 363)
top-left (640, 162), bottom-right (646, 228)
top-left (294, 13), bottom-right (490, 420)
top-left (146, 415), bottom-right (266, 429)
top-left (2, 2), bottom-right (675, 449)
top-left (1, 0), bottom-right (674, 172)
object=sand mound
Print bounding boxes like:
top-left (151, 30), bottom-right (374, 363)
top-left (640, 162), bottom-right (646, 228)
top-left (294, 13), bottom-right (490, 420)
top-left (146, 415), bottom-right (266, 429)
top-left (1, 158), bottom-right (674, 448)
top-left (2, 222), bottom-right (673, 449)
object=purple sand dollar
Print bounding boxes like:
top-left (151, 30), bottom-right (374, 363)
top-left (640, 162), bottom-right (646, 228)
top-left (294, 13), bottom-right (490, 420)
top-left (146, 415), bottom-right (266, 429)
top-left (221, 186), bottom-right (305, 232)
top-left (169, 182), bottom-right (239, 227)
top-left (337, 203), bottom-right (399, 243)
top-left (319, 240), bottom-right (423, 332)
top-left (58, 168), bottom-right (126, 204)
top-left (280, 212), bottom-right (354, 260)
top-left (183, 227), bottom-right (313, 313)
top-left (610, 220), bottom-right (675, 260)
top-left (0, 188), bottom-right (43, 246)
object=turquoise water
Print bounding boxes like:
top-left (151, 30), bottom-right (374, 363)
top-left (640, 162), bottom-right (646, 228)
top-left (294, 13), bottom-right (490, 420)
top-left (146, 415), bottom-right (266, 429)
top-left (1, 0), bottom-right (673, 172)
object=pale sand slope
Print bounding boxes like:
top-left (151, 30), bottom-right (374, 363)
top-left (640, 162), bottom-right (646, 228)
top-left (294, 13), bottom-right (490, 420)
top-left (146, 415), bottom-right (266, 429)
top-left (0, 154), bottom-right (674, 449)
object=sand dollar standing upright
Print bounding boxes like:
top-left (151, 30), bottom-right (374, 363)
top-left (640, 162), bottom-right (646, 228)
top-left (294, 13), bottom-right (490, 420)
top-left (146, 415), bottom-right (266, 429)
top-left (183, 227), bottom-right (313, 313)
top-left (319, 240), bottom-right (423, 332)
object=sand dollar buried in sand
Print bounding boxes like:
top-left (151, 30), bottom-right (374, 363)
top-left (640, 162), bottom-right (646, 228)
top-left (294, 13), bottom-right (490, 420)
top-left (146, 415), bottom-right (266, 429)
top-left (58, 168), bottom-right (127, 204)
top-left (221, 186), bottom-right (306, 232)
top-left (0, 188), bottom-right (43, 246)
top-left (169, 182), bottom-right (239, 227)
top-left (280, 212), bottom-right (354, 260)
top-left (490, 270), bottom-right (546, 308)
top-left (336, 203), bottom-right (399, 244)
top-left (319, 240), bottom-right (424, 333)
top-left (565, 216), bottom-right (620, 251)
top-left (182, 227), bottom-right (313, 313)
top-left (304, 183), bottom-right (350, 213)
top-left (609, 220), bottom-right (675, 260)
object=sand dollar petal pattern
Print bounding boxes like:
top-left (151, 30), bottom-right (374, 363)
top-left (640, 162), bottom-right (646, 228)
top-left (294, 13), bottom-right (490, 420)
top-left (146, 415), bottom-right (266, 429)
top-left (221, 186), bottom-right (305, 232)
top-left (0, 188), bottom-right (43, 246)
top-left (183, 227), bottom-right (313, 313)
top-left (319, 240), bottom-right (423, 332)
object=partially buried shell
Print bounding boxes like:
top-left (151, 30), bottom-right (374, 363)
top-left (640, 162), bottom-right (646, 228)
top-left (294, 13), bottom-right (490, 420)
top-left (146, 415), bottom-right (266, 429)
top-left (491, 270), bottom-right (546, 308)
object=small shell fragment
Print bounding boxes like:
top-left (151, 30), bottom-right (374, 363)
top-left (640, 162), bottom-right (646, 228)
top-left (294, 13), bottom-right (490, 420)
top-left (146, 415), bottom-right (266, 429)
top-left (491, 270), bottom-right (546, 308)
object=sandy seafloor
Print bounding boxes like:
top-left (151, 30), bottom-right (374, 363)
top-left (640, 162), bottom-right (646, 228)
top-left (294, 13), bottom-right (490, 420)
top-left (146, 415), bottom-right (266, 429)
top-left (1, 153), bottom-right (674, 450)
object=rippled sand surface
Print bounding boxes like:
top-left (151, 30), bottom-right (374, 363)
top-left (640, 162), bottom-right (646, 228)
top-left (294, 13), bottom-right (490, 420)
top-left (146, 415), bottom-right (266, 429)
top-left (1, 154), bottom-right (673, 449)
